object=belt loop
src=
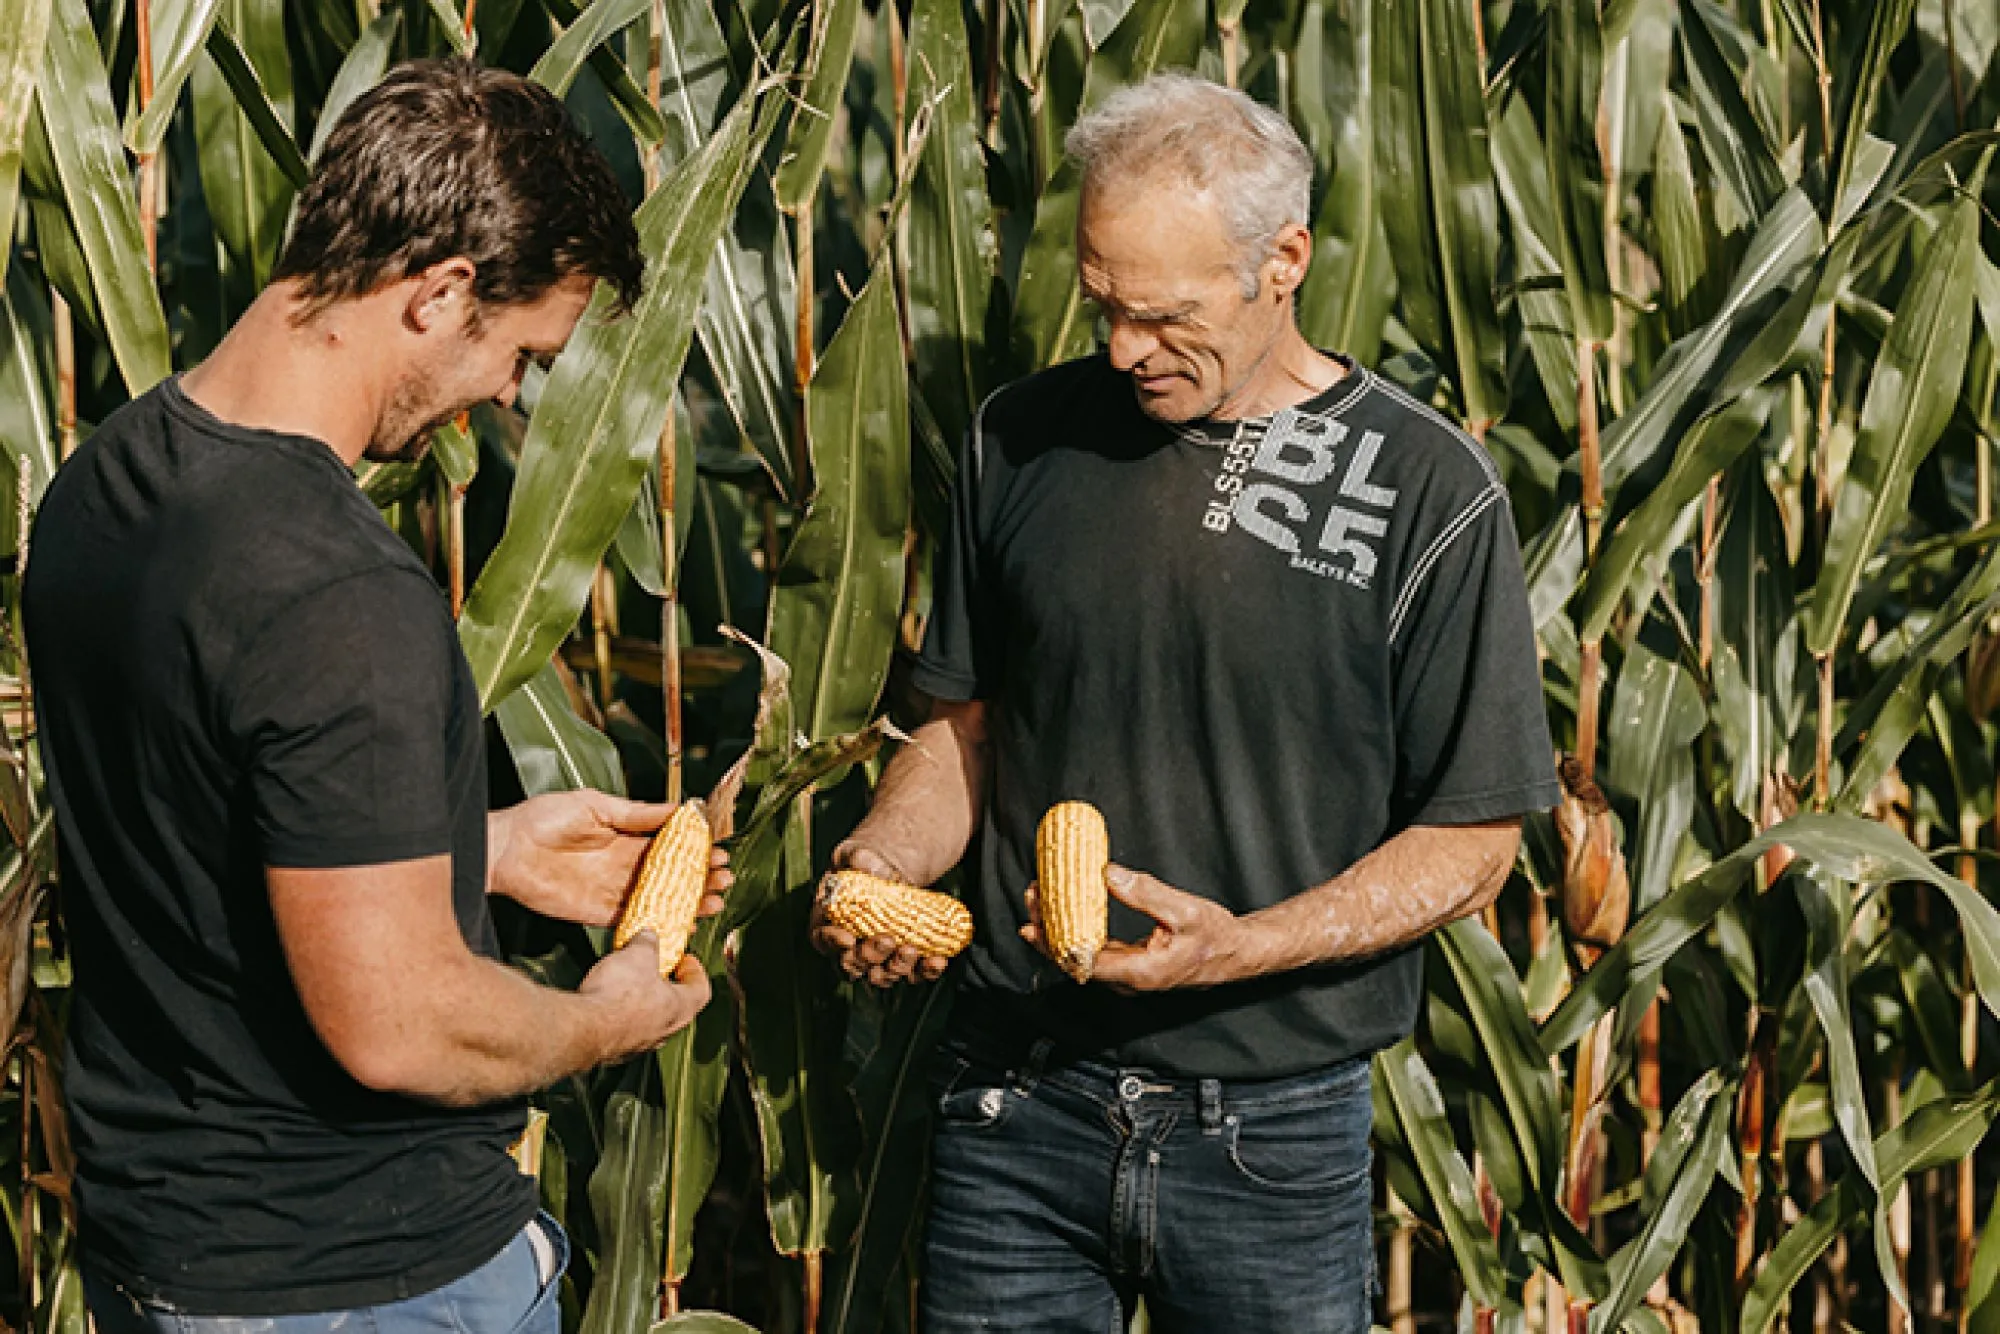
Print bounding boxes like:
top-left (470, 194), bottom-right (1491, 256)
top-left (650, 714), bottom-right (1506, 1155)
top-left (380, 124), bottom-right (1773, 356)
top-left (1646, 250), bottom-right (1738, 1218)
top-left (1199, 1078), bottom-right (1223, 1133)
top-left (1017, 1037), bottom-right (1054, 1093)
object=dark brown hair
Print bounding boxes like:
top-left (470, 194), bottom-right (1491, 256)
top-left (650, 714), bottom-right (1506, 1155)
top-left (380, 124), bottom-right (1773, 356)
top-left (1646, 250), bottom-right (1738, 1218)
top-left (274, 59), bottom-right (644, 318)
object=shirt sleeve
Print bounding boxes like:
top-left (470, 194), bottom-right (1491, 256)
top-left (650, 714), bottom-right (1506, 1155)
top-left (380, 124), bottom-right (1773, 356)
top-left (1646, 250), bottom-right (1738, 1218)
top-left (223, 566), bottom-right (459, 868)
top-left (910, 407), bottom-right (1001, 702)
top-left (1389, 487), bottom-right (1562, 827)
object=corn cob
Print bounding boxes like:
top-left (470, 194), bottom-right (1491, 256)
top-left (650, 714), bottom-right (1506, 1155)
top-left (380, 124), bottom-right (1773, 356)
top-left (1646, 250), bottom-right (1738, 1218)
top-left (1036, 801), bottom-right (1108, 982)
top-left (819, 870), bottom-right (975, 958)
top-left (614, 800), bottom-right (712, 977)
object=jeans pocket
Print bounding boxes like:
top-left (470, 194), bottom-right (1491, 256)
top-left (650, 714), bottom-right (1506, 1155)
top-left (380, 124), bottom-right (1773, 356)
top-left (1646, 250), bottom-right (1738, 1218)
top-left (1223, 1088), bottom-right (1372, 1195)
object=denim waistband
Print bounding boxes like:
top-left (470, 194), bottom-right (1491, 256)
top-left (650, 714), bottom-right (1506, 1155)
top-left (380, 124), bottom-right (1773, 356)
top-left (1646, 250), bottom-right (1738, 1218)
top-left (944, 1009), bottom-right (1370, 1118)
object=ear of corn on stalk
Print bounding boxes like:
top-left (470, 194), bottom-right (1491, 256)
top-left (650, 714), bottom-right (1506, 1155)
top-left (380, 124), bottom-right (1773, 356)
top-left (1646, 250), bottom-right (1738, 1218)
top-left (614, 800), bottom-right (712, 977)
top-left (1036, 801), bottom-right (1109, 982)
top-left (1553, 758), bottom-right (1628, 956)
top-left (819, 870), bottom-right (975, 958)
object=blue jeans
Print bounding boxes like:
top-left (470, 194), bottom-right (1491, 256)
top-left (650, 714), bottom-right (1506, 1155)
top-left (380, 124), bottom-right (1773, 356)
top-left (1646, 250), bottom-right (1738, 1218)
top-left (84, 1213), bottom-right (567, 1334)
top-left (921, 1035), bottom-right (1376, 1333)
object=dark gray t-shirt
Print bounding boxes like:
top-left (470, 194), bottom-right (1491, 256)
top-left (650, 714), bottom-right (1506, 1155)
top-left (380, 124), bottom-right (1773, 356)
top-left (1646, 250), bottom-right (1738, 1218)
top-left (24, 378), bottom-right (533, 1314)
top-left (912, 353), bottom-right (1561, 1079)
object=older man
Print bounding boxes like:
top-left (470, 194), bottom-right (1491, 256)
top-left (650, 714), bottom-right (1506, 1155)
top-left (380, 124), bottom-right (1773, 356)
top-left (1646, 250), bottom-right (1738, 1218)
top-left (815, 73), bottom-right (1559, 1330)
top-left (26, 60), bottom-right (724, 1333)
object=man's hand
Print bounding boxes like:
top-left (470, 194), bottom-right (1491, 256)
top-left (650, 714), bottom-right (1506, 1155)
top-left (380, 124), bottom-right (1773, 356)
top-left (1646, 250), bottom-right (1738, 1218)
top-left (1022, 864), bottom-right (1257, 993)
top-left (578, 933), bottom-right (714, 1063)
top-left (489, 791), bottom-right (732, 926)
top-left (809, 843), bottom-right (955, 988)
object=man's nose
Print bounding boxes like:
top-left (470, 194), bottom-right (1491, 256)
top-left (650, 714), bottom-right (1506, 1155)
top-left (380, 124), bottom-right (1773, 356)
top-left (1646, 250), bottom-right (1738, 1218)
top-left (1106, 320), bottom-right (1158, 372)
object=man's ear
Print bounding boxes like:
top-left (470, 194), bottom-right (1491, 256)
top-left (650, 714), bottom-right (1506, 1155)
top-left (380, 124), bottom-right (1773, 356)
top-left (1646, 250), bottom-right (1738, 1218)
top-left (404, 258), bottom-right (479, 333)
top-left (1266, 222), bottom-right (1312, 302)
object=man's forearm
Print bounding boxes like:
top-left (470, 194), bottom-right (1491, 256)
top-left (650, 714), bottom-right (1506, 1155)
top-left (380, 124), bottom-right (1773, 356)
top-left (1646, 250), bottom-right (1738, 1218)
top-left (326, 949), bottom-right (627, 1107)
top-left (1235, 819), bottom-right (1520, 975)
top-left (840, 701), bottom-right (990, 885)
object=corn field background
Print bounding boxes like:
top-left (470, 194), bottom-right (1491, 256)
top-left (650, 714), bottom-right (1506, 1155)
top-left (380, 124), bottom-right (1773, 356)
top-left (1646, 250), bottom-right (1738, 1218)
top-left (3, 0), bottom-right (2000, 1327)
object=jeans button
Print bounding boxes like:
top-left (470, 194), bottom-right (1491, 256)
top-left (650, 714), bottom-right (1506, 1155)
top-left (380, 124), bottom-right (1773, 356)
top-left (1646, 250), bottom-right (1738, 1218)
top-left (1118, 1075), bottom-right (1143, 1101)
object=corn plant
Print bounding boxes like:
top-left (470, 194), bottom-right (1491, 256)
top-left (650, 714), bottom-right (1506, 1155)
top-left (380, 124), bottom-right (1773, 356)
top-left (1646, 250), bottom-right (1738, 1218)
top-left (2, 0), bottom-right (1999, 1330)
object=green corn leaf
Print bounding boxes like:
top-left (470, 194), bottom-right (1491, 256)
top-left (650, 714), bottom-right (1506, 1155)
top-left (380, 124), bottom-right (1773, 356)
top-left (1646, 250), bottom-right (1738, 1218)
top-left (1807, 196), bottom-right (1983, 655)
top-left (1010, 0), bottom-right (1204, 372)
top-left (905, 0), bottom-right (996, 449)
top-left (308, 9), bottom-right (400, 163)
top-left (1741, 1082), bottom-right (2000, 1334)
top-left (1490, 96), bottom-right (1578, 431)
top-left (35, 0), bottom-right (172, 394)
top-left (1792, 868), bottom-right (1901, 1317)
top-left (735, 863), bottom-right (861, 1260)
top-left (459, 93), bottom-right (765, 712)
top-left (202, 16), bottom-right (306, 189)
top-left (492, 660), bottom-right (627, 796)
top-left (578, 1056), bottom-right (677, 1334)
top-left (1835, 537), bottom-right (2000, 808)
top-left (1293, 0), bottom-right (1396, 372)
top-left (424, 0), bottom-right (474, 54)
top-left (541, 0), bottom-right (668, 147)
top-left (1969, 1187), bottom-right (2000, 1334)
top-left (1589, 1070), bottom-right (1734, 1333)
top-left (1828, 0), bottom-right (1917, 227)
top-left (1711, 460), bottom-right (1804, 819)
top-left (191, 0), bottom-right (296, 303)
top-left (1651, 115), bottom-right (1728, 338)
top-left (1578, 387), bottom-right (1778, 640)
top-left (823, 981), bottom-right (954, 1334)
top-left (0, 0), bottom-right (53, 288)
top-left (656, 0), bottom-right (798, 502)
top-left (530, 0), bottom-right (649, 99)
top-left (610, 398), bottom-right (696, 598)
top-left (1544, 0), bottom-right (1612, 344)
top-left (1545, 812), bottom-right (2000, 1053)
top-left (1373, 0), bottom-right (1509, 425)
top-left (1373, 1038), bottom-right (1509, 1312)
top-left (1678, 0), bottom-right (1783, 227)
top-left (123, 0), bottom-right (228, 156)
top-left (1080, 0), bottom-right (1139, 47)
top-left (1597, 187), bottom-right (1820, 496)
top-left (772, 0), bottom-right (861, 210)
top-left (1884, 932), bottom-right (1971, 1093)
top-left (1434, 918), bottom-right (1602, 1297)
top-left (0, 265), bottom-right (58, 504)
top-left (766, 246), bottom-right (909, 745)
top-left (1604, 634), bottom-right (1706, 913)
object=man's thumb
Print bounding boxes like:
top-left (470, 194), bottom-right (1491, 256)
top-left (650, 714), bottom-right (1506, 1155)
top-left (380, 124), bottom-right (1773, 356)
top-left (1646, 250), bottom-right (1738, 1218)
top-left (1103, 864), bottom-right (1162, 917)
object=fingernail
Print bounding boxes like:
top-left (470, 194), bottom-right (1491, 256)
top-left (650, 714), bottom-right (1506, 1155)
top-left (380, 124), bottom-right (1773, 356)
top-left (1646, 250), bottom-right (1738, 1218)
top-left (1106, 866), bottom-right (1133, 889)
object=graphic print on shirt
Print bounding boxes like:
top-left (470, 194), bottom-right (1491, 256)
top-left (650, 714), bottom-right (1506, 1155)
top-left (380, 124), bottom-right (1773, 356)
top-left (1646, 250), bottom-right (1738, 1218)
top-left (1200, 407), bottom-right (1399, 589)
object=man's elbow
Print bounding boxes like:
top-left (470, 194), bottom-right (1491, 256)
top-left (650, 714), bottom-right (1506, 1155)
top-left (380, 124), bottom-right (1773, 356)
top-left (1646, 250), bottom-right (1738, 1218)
top-left (321, 1023), bottom-right (483, 1108)
top-left (1462, 820), bottom-right (1523, 917)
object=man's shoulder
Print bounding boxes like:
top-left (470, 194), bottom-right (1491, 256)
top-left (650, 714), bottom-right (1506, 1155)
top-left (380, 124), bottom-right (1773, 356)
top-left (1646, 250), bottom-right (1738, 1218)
top-left (1333, 371), bottom-right (1503, 512)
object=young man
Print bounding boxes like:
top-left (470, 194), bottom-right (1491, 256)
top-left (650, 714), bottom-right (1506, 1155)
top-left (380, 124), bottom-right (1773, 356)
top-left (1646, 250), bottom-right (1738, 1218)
top-left (25, 60), bottom-right (724, 1333)
top-left (814, 73), bottom-right (1560, 1331)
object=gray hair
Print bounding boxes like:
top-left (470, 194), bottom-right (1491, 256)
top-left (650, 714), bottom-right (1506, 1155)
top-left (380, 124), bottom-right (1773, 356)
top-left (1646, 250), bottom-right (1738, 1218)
top-left (1065, 72), bottom-right (1314, 298)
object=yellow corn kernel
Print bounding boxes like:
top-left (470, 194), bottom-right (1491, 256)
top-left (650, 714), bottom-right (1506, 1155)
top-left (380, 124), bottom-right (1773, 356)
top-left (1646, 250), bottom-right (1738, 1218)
top-left (1036, 801), bottom-right (1108, 982)
top-left (819, 871), bottom-right (975, 959)
top-left (614, 801), bottom-right (712, 977)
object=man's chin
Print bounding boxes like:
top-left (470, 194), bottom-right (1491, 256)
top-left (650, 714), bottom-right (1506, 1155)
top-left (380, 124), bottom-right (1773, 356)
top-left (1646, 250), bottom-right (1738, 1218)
top-left (1130, 381), bottom-right (1207, 426)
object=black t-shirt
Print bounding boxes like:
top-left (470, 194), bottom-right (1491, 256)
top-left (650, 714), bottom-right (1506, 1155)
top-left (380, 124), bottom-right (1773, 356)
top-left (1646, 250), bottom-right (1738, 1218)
top-left (913, 354), bottom-right (1561, 1079)
top-left (23, 379), bottom-right (534, 1315)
